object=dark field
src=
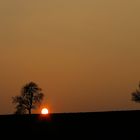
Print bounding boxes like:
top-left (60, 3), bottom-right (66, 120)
top-left (0, 111), bottom-right (139, 138)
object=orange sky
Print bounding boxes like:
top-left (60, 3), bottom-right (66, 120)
top-left (0, 0), bottom-right (140, 114)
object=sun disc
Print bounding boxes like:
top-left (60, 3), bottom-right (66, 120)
top-left (41, 108), bottom-right (49, 114)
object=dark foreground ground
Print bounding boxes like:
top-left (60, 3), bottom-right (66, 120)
top-left (0, 110), bottom-right (139, 138)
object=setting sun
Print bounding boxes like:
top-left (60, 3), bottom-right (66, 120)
top-left (41, 108), bottom-right (49, 115)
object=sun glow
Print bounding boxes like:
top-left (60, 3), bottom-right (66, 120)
top-left (41, 108), bottom-right (49, 115)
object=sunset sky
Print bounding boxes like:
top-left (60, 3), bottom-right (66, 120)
top-left (0, 0), bottom-right (140, 114)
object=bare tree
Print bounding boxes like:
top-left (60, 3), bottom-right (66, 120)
top-left (12, 82), bottom-right (44, 114)
top-left (132, 82), bottom-right (140, 103)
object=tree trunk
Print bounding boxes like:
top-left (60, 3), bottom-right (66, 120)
top-left (29, 109), bottom-right (31, 115)
top-left (29, 93), bottom-right (33, 115)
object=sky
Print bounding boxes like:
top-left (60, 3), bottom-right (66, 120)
top-left (0, 0), bottom-right (140, 114)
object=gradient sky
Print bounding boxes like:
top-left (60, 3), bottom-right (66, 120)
top-left (0, 0), bottom-right (140, 114)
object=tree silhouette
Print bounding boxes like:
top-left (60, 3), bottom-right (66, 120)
top-left (12, 82), bottom-right (44, 114)
top-left (132, 82), bottom-right (140, 103)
